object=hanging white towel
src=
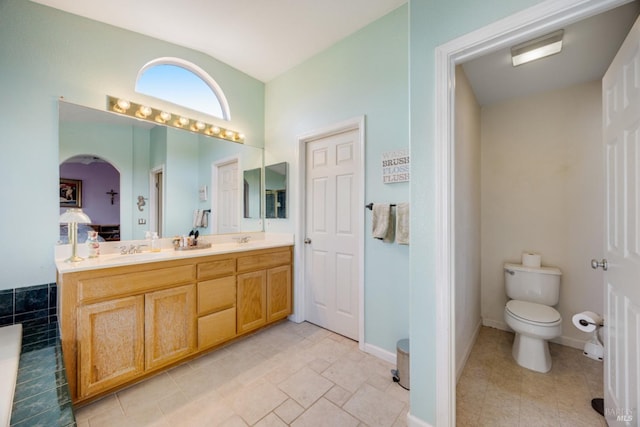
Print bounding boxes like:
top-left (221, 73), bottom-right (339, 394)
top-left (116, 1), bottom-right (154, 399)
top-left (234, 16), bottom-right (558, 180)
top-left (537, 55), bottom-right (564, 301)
top-left (396, 202), bottom-right (410, 245)
top-left (193, 209), bottom-right (204, 228)
top-left (372, 203), bottom-right (394, 242)
top-left (201, 210), bottom-right (208, 228)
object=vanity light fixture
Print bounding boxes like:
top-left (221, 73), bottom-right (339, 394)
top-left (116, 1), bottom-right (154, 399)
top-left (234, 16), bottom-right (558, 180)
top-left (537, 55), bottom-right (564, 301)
top-left (511, 30), bottom-right (564, 67)
top-left (107, 96), bottom-right (245, 143)
top-left (192, 121), bottom-right (206, 132)
top-left (175, 116), bottom-right (190, 128)
top-left (156, 111), bottom-right (171, 124)
top-left (59, 208), bottom-right (92, 262)
top-left (136, 105), bottom-right (152, 119)
top-left (114, 99), bottom-right (131, 113)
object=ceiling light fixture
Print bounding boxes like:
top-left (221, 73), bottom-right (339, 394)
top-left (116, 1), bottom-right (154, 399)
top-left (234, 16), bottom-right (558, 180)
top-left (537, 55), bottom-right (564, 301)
top-left (511, 30), bottom-right (564, 67)
top-left (107, 96), bottom-right (244, 143)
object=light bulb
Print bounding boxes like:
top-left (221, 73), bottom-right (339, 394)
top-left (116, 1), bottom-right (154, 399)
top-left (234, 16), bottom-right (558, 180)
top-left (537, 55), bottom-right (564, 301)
top-left (115, 99), bottom-right (130, 113)
top-left (137, 105), bottom-right (152, 118)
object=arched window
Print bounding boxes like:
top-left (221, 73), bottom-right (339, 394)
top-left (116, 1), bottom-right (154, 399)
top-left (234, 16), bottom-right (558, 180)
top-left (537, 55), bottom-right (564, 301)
top-left (135, 58), bottom-right (230, 120)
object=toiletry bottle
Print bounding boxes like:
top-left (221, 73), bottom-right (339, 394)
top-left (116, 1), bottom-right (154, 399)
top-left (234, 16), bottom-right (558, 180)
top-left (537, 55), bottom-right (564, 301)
top-left (151, 232), bottom-right (160, 252)
top-left (87, 230), bottom-right (100, 258)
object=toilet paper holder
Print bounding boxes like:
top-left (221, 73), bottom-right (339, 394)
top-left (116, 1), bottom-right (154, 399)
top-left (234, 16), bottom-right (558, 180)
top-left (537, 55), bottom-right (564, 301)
top-left (579, 318), bottom-right (604, 328)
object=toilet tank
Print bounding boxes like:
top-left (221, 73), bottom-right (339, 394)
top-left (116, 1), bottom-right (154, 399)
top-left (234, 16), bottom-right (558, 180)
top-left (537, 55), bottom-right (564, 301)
top-left (504, 263), bottom-right (562, 306)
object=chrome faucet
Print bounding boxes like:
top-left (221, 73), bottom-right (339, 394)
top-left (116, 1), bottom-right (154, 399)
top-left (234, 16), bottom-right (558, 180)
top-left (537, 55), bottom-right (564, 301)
top-left (233, 235), bottom-right (251, 244)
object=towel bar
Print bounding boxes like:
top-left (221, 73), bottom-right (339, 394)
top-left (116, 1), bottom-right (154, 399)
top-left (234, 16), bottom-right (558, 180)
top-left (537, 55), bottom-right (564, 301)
top-left (365, 203), bottom-right (396, 210)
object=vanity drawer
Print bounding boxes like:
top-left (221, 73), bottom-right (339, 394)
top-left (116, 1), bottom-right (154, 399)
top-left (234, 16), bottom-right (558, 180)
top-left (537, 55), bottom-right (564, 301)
top-left (197, 258), bottom-right (235, 280)
top-left (236, 249), bottom-right (291, 272)
top-left (197, 276), bottom-right (235, 316)
top-left (198, 307), bottom-right (236, 350)
top-left (78, 265), bottom-right (196, 303)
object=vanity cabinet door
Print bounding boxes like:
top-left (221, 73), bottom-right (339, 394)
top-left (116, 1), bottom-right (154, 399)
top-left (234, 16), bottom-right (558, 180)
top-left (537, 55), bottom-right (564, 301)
top-left (236, 270), bottom-right (267, 333)
top-left (78, 295), bottom-right (144, 399)
top-left (267, 265), bottom-right (292, 322)
top-left (145, 284), bottom-right (197, 370)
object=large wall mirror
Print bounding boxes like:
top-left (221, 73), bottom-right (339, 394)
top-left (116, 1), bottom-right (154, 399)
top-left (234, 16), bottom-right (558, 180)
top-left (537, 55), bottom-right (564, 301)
top-left (58, 101), bottom-right (264, 241)
top-left (265, 162), bottom-right (287, 219)
top-left (243, 168), bottom-right (262, 219)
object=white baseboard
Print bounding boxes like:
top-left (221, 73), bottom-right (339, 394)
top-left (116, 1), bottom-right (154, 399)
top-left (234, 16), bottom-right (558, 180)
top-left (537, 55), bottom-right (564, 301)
top-left (456, 321), bottom-right (481, 382)
top-left (407, 412), bottom-right (434, 427)
top-left (481, 317), bottom-right (588, 350)
top-left (362, 342), bottom-right (396, 365)
top-left (481, 317), bottom-right (510, 331)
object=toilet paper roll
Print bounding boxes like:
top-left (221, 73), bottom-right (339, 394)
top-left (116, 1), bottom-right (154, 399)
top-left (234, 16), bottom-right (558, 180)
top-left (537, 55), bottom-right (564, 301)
top-left (572, 311), bottom-right (603, 333)
top-left (522, 252), bottom-right (541, 268)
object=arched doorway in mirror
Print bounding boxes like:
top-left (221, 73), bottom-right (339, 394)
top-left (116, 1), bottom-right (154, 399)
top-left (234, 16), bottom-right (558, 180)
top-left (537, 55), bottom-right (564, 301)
top-left (59, 155), bottom-right (121, 243)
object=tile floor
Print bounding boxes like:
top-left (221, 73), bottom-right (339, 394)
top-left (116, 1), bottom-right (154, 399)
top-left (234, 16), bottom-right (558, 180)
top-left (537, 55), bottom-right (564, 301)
top-left (75, 321), bottom-right (409, 427)
top-left (457, 326), bottom-right (606, 426)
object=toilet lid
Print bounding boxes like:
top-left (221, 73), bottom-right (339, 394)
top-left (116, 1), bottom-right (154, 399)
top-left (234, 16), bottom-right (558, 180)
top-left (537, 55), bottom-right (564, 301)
top-left (506, 300), bottom-right (561, 324)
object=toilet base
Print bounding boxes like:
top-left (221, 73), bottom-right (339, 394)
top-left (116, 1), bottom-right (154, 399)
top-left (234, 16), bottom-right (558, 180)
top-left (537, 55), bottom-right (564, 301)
top-left (512, 333), bottom-right (552, 373)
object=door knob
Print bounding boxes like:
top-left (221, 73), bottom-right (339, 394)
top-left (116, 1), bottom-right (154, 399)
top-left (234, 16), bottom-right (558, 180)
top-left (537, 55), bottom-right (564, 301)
top-left (304, 238), bottom-right (312, 244)
top-left (591, 259), bottom-right (608, 271)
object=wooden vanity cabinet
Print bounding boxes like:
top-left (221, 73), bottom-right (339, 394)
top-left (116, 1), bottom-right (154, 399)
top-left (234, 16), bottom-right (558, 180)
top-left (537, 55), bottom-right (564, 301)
top-left (237, 270), bottom-right (267, 333)
top-left (145, 284), bottom-right (196, 370)
top-left (78, 295), bottom-right (144, 399)
top-left (197, 257), bottom-right (237, 350)
top-left (237, 247), bottom-right (292, 333)
top-left (58, 245), bottom-right (292, 404)
top-left (267, 264), bottom-right (292, 322)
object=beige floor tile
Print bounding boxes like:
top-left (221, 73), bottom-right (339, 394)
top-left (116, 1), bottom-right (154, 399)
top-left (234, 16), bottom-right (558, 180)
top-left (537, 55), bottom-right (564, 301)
top-left (322, 358), bottom-right (370, 393)
top-left (307, 337), bottom-right (352, 364)
top-left (274, 398), bottom-right (305, 424)
top-left (278, 366), bottom-right (334, 408)
top-left (219, 414), bottom-right (249, 427)
top-left (74, 394), bottom-right (122, 422)
top-left (254, 412), bottom-right (288, 427)
top-left (343, 383), bottom-right (405, 427)
top-left (226, 379), bottom-right (288, 425)
top-left (367, 372), bottom-right (394, 392)
top-left (457, 326), bottom-right (605, 427)
top-left (164, 393), bottom-right (236, 427)
top-left (324, 384), bottom-right (353, 407)
top-left (156, 390), bottom-right (190, 417)
top-left (291, 398), bottom-right (359, 427)
top-left (307, 357), bottom-right (331, 374)
top-left (116, 372), bottom-right (179, 414)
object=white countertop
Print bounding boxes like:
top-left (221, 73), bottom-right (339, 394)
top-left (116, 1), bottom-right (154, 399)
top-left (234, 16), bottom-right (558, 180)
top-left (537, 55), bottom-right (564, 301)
top-left (56, 233), bottom-right (294, 274)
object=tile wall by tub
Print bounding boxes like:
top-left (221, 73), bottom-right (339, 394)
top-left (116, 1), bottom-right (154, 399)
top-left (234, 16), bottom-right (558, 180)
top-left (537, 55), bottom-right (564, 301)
top-left (0, 283), bottom-right (58, 351)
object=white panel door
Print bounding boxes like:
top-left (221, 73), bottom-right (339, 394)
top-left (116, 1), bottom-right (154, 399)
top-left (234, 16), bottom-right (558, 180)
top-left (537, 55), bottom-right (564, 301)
top-left (305, 129), bottom-right (360, 340)
top-left (217, 161), bottom-right (239, 234)
top-left (602, 15), bottom-right (640, 427)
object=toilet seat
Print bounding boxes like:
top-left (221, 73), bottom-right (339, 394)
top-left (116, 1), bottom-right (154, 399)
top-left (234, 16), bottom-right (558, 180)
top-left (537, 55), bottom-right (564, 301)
top-left (506, 300), bottom-right (561, 326)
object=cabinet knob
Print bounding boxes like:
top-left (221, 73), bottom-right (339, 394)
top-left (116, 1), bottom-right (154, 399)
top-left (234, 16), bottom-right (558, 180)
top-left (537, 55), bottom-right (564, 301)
top-left (304, 238), bottom-right (312, 244)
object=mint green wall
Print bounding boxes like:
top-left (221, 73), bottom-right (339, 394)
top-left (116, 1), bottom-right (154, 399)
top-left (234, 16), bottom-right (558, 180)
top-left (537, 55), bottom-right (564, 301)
top-left (0, 0), bottom-right (264, 290)
top-left (408, 0), bottom-right (545, 423)
top-left (265, 6), bottom-right (410, 354)
top-left (165, 129), bottom-right (199, 237)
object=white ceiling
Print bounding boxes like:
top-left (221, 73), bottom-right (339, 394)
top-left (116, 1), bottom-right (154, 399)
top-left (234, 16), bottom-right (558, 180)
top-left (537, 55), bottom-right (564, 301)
top-left (30, 0), bottom-right (406, 82)
top-left (33, 1), bottom-right (639, 106)
top-left (462, 1), bottom-right (640, 106)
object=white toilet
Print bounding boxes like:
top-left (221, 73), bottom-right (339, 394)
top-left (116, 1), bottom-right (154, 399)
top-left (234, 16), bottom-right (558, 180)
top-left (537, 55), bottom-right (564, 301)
top-left (503, 262), bottom-right (562, 373)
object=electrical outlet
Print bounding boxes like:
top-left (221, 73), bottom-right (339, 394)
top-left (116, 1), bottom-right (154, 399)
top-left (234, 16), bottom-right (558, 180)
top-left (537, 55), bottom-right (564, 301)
top-left (138, 218), bottom-right (146, 225)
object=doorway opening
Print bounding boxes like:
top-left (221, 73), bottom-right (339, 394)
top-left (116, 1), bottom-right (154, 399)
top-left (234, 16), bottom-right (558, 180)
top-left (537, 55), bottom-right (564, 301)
top-left (434, 0), bottom-right (632, 424)
top-left (59, 155), bottom-right (120, 242)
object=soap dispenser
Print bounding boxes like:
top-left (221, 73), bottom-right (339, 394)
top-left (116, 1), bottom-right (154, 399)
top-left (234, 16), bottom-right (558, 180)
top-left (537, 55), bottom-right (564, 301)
top-left (151, 232), bottom-right (161, 252)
